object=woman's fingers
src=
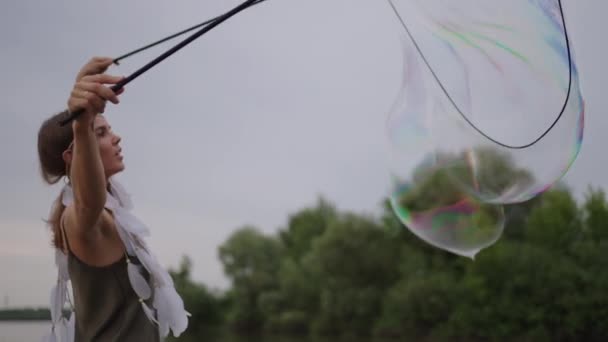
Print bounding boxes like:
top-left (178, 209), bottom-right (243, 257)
top-left (69, 78), bottom-right (117, 113)
top-left (82, 73), bottom-right (123, 85)
top-left (82, 91), bottom-right (106, 113)
top-left (67, 57), bottom-right (125, 120)
top-left (67, 76), bottom-right (124, 113)
top-left (77, 81), bottom-right (120, 104)
top-left (76, 57), bottom-right (114, 81)
top-left (77, 74), bottom-right (124, 103)
top-left (68, 94), bottom-right (106, 115)
top-left (70, 89), bottom-right (106, 112)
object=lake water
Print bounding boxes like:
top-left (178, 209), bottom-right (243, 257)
top-left (0, 321), bottom-right (378, 342)
top-left (0, 321), bottom-right (51, 342)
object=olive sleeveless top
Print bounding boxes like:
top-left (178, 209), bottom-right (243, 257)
top-left (61, 226), bottom-right (160, 342)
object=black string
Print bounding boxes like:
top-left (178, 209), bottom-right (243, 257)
top-left (113, 0), bottom-right (267, 65)
top-left (386, 0), bottom-right (574, 150)
top-left (59, 0), bottom-right (264, 126)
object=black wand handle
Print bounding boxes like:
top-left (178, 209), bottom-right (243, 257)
top-left (59, 0), bottom-right (259, 126)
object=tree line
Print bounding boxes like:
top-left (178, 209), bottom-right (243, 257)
top-left (169, 183), bottom-right (608, 341)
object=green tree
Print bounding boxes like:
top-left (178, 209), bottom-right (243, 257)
top-left (305, 213), bottom-right (401, 337)
top-left (171, 158), bottom-right (608, 342)
top-left (262, 198), bottom-right (338, 334)
top-left (525, 188), bottom-right (581, 251)
top-left (167, 256), bottom-right (224, 340)
top-left (218, 226), bottom-right (283, 332)
top-left (278, 197), bottom-right (337, 261)
top-left (582, 187), bottom-right (608, 241)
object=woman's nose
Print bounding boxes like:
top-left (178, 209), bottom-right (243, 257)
top-left (113, 133), bottom-right (122, 145)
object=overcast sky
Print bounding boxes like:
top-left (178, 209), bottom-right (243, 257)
top-left (0, 0), bottom-right (606, 308)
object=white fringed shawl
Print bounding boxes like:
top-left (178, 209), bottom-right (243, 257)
top-left (43, 178), bottom-right (189, 341)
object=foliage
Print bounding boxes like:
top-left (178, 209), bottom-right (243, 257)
top-left (164, 256), bottom-right (225, 341)
top-left (217, 226), bottom-right (283, 332)
top-left (170, 174), bottom-right (608, 341)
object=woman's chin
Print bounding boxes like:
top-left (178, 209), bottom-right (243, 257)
top-left (107, 164), bottom-right (126, 178)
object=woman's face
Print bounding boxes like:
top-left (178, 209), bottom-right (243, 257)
top-left (93, 115), bottom-right (124, 178)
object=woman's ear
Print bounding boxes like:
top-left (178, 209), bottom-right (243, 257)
top-left (62, 149), bottom-right (73, 165)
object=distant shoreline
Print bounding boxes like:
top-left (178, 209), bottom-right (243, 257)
top-left (0, 308), bottom-right (52, 321)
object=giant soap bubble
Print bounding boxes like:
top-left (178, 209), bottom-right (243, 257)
top-left (387, 42), bottom-right (505, 259)
top-left (387, 0), bottom-right (584, 204)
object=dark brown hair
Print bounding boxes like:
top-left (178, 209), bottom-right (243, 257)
top-left (37, 110), bottom-right (74, 249)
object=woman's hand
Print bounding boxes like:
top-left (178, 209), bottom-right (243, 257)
top-left (67, 57), bottom-right (124, 123)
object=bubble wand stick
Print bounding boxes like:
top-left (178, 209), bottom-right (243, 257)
top-left (59, 0), bottom-right (264, 126)
top-left (112, 0), bottom-right (266, 66)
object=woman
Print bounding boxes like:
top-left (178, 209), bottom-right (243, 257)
top-left (38, 57), bottom-right (188, 341)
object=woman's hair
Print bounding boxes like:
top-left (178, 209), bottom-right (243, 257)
top-left (38, 110), bottom-right (73, 184)
top-left (37, 110), bottom-right (74, 250)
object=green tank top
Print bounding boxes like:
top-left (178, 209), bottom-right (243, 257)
top-left (62, 228), bottom-right (160, 341)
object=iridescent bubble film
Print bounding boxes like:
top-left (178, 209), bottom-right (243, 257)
top-left (387, 43), bottom-right (505, 258)
top-left (388, 0), bottom-right (584, 204)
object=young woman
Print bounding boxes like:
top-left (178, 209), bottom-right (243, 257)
top-left (38, 57), bottom-right (188, 341)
